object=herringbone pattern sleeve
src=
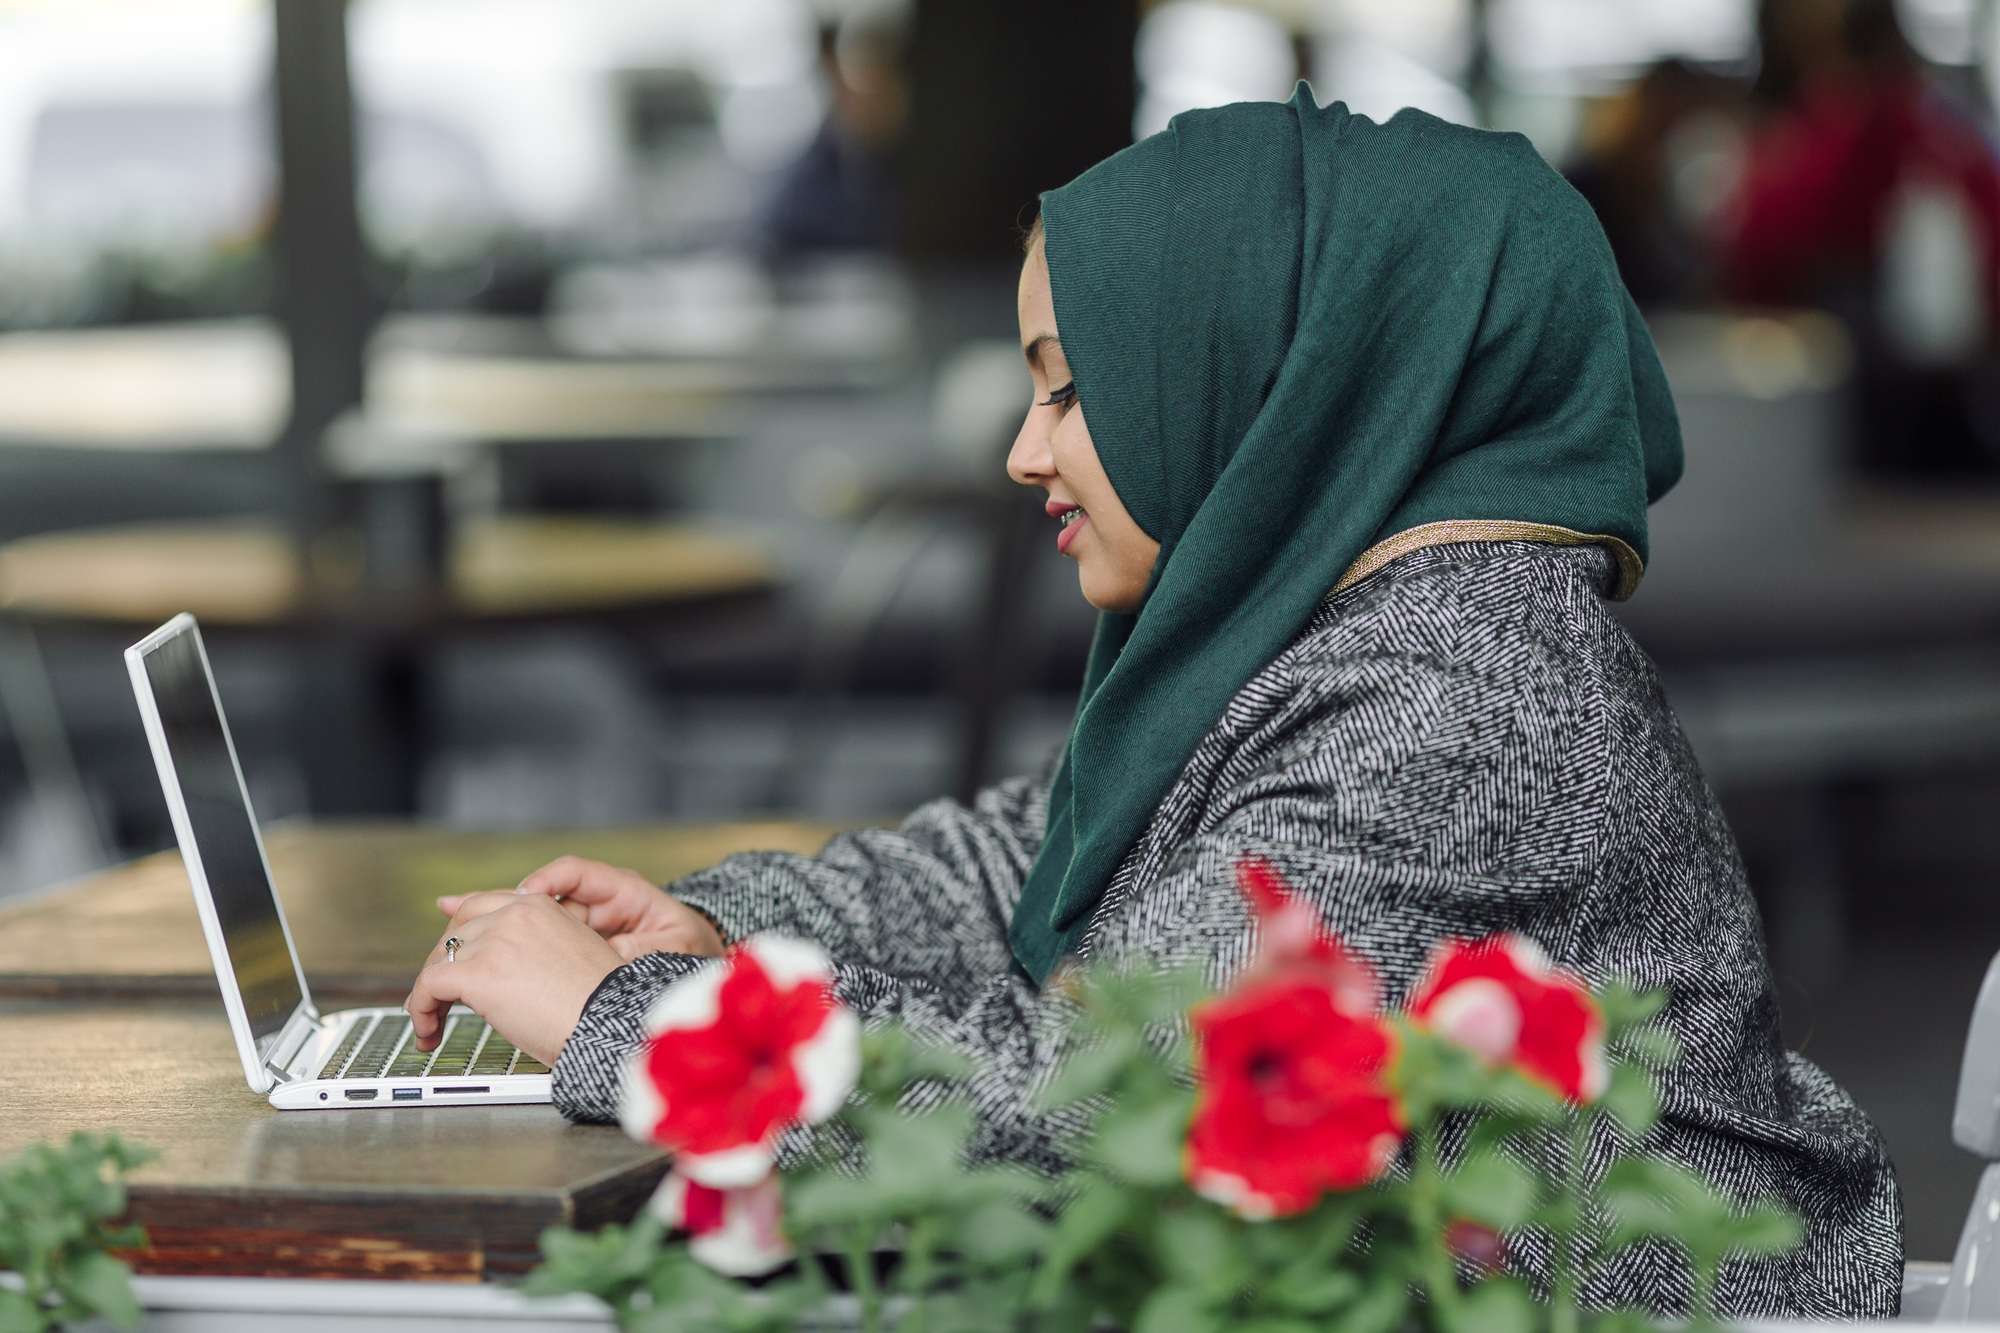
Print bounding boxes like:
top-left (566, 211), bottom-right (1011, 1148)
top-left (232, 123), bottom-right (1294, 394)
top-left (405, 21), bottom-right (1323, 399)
top-left (552, 541), bottom-right (1901, 1320)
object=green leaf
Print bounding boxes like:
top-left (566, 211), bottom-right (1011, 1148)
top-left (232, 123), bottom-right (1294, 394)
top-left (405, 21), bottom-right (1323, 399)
top-left (1438, 1278), bottom-right (1536, 1333)
top-left (1616, 1026), bottom-right (1682, 1069)
top-left (1029, 1183), bottom-right (1131, 1307)
top-left (1600, 1063), bottom-right (1661, 1138)
top-left (1086, 1093), bottom-right (1194, 1188)
top-left (1264, 1265), bottom-right (1362, 1314)
top-left (1596, 983), bottom-right (1668, 1038)
top-left (1132, 1286), bottom-right (1225, 1333)
top-left (951, 1200), bottom-right (1050, 1267)
top-left (1441, 1152), bottom-right (1538, 1231)
top-left (1719, 1202), bottom-right (1804, 1258)
top-left (1337, 1273), bottom-right (1412, 1333)
top-left (61, 1250), bottom-right (141, 1329)
top-left (784, 1173), bottom-right (884, 1232)
top-left (1153, 1209), bottom-right (1240, 1294)
top-left (862, 1108), bottom-right (974, 1212)
top-left (1039, 1033), bottom-right (1141, 1109)
top-left (0, 1289), bottom-right (43, 1333)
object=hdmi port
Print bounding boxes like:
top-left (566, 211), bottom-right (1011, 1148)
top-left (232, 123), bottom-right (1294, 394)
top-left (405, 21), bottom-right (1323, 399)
top-left (344, 1088), bottom-right (378, 1101)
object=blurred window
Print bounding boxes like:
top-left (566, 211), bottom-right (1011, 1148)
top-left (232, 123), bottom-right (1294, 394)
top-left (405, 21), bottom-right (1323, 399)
top-left (1135, 2), bottom-right (1298, 139)
top-left (1490, 0), bottom-right (1753, 84)
top-left (1311, 0), bottom-right (1477, 126)
top-left (1900, 0), bottom-right (1979, 66)
top-left (0, 0), bottom-right (270, 328)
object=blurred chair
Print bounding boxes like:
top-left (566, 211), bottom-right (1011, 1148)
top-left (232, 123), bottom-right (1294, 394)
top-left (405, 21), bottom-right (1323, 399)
top-left (1931, 950), bottom-right (2000, 1319)
top-left (1626, 312), bottom-right (2000, 993)
top-left (770, 339), bottom-right (1037, 810)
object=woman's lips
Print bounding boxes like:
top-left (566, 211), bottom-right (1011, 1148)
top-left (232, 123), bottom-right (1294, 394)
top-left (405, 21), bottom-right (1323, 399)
top-left (1049, 501), bottom-right (1087, 555)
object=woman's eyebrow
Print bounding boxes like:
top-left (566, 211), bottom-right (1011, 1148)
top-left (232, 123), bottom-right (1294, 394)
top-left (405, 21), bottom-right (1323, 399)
top-left (1023, 333), bottom-right (1060, 370)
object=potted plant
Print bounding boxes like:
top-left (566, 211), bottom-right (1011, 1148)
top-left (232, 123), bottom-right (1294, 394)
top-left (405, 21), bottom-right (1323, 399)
top-left (530, 860), bottom-right (1800, 1332)
top-left (0, 1134), bottom-right (151, 1333)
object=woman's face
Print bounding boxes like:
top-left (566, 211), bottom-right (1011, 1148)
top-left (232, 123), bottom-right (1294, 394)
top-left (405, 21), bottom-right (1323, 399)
top-left (1008, 240), bottom-right (1162, 614)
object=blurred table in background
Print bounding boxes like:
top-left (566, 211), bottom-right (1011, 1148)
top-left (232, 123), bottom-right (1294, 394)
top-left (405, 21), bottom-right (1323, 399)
top-left (0, 515), bottom-right (782, 818)
top-left (0, 819), bottom-right (839, 1279)
top-left (0, 515), bottom-right (776, 627)
top-left (0, 311), bottom-right (918, 456)
top-left (0, 319), bottom-right (746, 451)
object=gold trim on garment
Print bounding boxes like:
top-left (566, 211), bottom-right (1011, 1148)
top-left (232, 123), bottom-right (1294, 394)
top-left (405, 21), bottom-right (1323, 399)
top-left (1331, 521), bottom-right (1644, 602)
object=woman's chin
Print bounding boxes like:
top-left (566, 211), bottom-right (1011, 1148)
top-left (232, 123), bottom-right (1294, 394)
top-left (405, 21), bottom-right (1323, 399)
top-left (1078, 569), bottom-right (1144, 615)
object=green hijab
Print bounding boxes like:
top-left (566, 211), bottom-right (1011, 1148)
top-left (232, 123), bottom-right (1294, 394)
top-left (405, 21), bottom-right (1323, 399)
top-left (1008, 90), bottom-right (1682, 984)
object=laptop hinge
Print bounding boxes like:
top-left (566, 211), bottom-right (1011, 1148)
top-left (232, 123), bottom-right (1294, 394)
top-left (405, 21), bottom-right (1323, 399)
top-left (259, 1007), bottom-right (320, 1084)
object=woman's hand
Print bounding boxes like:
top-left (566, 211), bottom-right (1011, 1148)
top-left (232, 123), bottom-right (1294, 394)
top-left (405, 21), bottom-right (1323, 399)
top-left (437, 856), bottom-right (726, 961)
top-left (404, 892), bottom-right (625, 1065)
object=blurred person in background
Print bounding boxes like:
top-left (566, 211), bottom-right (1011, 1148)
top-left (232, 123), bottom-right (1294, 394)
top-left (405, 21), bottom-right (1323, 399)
top-left (1566, 58), bottom-right (1746, 308)
top-left (408, 94), bottom-right (1900, 1318)
top-left (1724, 0), bottom-right (2000, 475)
top-left (758, 1), bottom-right (905, 257)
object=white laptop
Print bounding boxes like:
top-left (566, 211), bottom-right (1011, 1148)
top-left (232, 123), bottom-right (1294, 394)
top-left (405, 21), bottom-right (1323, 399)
top-left (126, 612), bottom-right (553, 1110)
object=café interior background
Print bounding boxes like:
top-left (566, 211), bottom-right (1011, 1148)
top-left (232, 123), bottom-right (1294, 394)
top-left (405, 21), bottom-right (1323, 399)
top-left (2, 0), bottom-right (1999, 1259)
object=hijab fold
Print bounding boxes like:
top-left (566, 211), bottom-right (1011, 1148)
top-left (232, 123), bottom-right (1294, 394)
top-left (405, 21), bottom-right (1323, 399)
top-left (1009, 91), bottom-right (1682, 984)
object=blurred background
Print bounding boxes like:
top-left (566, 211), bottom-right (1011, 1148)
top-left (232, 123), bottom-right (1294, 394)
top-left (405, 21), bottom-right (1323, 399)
top-left (0, 0), bottom-right (1998, 1260)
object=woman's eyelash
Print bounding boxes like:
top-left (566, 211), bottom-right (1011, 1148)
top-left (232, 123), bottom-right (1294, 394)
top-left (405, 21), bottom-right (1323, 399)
top-left (1040, 382), bottom-right (1078, 410)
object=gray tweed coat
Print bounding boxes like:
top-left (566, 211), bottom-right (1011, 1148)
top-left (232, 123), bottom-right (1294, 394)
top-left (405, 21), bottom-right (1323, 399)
top-left (553, 540), bottom-right (1902, 1320)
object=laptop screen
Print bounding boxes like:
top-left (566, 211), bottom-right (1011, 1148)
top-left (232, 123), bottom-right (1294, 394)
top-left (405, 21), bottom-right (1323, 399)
top-left (139, 625), bottom-right (302, 1041)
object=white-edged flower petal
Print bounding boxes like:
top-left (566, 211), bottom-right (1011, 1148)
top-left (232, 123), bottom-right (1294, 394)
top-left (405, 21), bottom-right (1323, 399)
top-left (679, 1141), bottom-right (776, 1190)
top-left (1579, 1027), bottom-right (1611, 1101)
top-left (687, 1176), bottom-right (792, 1277)
top-left (648, 1170), bottom-right (691, 1225)
top-left (1427, 977), bottom-right (1522, 1064)
top-left (1190, 1167), bottom-right (1277, 1222)
top-left (618, 1046), bottom-right (667, 1146)
top-left (1500, 933), bottom-right (1551, 974)
top-left (791, 1005), bottom-right (861, 1124)
top-left (742, 935), bottom-right (834, 990)
top-left (642, 960), bottom-right (725, 1035)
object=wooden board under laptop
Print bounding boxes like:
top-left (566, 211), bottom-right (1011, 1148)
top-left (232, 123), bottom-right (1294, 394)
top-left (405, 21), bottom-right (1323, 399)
top-left (0, 995), bottom-right (666, 1279)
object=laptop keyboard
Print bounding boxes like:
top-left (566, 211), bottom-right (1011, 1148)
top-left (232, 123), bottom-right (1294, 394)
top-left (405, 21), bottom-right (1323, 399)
top-left (318, 1013), bottom-right (551, 1081)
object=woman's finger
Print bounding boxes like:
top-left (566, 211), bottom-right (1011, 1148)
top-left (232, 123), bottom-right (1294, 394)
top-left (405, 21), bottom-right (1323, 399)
top-left (418, 892), bottom-right (500, 964)
top-left (446, 892), bottom-right (521, 930)
top-left (514, 856), bottom-right (607, 900)
top-left (405, 959), bottom-right (469, 1050)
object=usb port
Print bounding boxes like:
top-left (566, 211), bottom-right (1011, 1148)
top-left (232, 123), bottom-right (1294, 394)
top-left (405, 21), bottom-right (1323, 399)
top-left (433, 1085), bottom-right (489, 1095)
top-left (344, 1088), bottom-right (378, 1101)
top-left (392, 1088), bottom-right (421, 1101)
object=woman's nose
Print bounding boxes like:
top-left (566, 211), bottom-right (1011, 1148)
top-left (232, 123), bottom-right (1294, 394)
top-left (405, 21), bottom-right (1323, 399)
top-left (1006, 411), bottom-right (1054, 488)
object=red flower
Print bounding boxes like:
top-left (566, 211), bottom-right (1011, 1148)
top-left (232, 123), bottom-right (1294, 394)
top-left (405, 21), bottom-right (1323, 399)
top-left (1184, 860), bottom-right (1405, 1220)
top-left (1188, 980), bottom-right (1406, 1218)
top-left (1408, 935), bottom-right (1608, 1104)
top-left (1445, 1219), bottom-right (1507, 1274)
top-left (1235, 859), bottom-right (1378, 1014)
top-left (620, 937), bottom-right (860, 1187)
top-left (651, 1171), bottom-right (791, 1276)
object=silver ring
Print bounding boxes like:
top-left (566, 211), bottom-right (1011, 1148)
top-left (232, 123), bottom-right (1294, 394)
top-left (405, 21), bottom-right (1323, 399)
top-left (443, 936), bottom-right (462, 963)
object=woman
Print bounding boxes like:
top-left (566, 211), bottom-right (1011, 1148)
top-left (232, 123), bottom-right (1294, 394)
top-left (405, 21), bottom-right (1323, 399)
top-left (406, 93), bottom-right (1901, 1318)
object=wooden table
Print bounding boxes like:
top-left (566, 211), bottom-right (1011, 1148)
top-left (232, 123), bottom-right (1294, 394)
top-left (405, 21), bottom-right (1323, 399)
top-left (0, 515), bottom-right (783, 815)
top-left (0, 515), bottom-right (777, 627)
top-left (0, 821), bottom-right (841, 1279)
top-left (0, 320), bottom-right (742, 452)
